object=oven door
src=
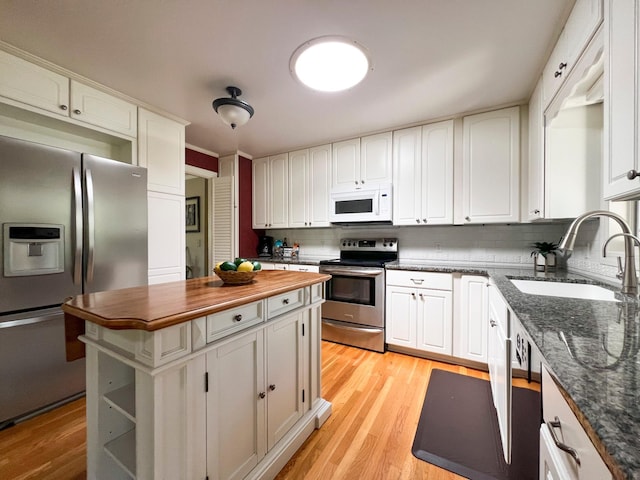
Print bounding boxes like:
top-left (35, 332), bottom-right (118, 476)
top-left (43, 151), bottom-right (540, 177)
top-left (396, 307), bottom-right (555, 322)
top-left (320, 266), bottom-right (384, 328)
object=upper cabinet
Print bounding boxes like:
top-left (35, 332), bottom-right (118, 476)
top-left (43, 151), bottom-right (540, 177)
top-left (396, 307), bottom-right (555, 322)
top-left (542, 0), bottom-right (603, 108)
top-left (138, 108), bottom-right (185, 195)
top-left (603, 0), bottom-right (640, 200)
top-left (0, 50), bottom-right (137, 138)
top-left (461, 106), bottom-right (520, 224)
top-left (331, 132), bottom-right (392, 191)
top-left (252, 154), bottom-right (289, 229)
top-left (288, 144), bottom-right (331, 228)
top-left (393, 120), bottom-right (454, 226)
top-left (528, 28), bottom-right (603, 221)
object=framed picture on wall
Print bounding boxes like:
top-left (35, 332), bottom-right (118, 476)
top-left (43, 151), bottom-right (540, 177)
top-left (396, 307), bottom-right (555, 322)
top-left (185, 196), bottom-right (200, 233)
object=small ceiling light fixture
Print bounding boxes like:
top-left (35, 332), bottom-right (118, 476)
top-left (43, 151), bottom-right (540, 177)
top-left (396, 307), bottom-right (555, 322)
top-left (290, 36), bottom-right (372, 92)
top-left (212, 86), bottom-right (255, 129)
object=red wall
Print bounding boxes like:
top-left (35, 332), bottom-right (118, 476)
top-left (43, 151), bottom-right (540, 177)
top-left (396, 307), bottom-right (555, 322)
top-left (186, 148), bottom-right (218, 172)
top-left (238, 155), bottom-right (263, 257)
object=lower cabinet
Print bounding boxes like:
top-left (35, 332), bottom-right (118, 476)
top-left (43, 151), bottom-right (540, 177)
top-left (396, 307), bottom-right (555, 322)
top-left (487, 282), bottom-right (512, 464)
top-left (386, 270), bottom-right (453, 355)
top-left (540, 365), bottom-right (612, 480)
top-left (453, 275), bottom-right (489, 362)
top-left (207, 311), bottom-right (306, 480)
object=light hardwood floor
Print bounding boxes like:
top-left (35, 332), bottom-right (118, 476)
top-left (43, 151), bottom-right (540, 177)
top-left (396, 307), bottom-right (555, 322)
top-left (0, 341), bottom-right (498, 480)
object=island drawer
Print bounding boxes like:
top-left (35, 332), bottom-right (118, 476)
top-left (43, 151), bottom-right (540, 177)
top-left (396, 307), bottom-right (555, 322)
top-left (267, 288), bottom-right (305, 319)
top-left (206, 300), bottom-right (265, 343)
top-left (386, 270), bottom-right (452, 290)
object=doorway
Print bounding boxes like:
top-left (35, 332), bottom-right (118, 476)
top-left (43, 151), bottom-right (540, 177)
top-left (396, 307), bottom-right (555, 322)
top-left (185, 165), bottom-right (216, 278)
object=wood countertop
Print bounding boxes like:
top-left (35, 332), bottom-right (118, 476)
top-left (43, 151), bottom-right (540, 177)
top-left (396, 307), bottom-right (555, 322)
top-left (62, 270), bottom-right (330, 332)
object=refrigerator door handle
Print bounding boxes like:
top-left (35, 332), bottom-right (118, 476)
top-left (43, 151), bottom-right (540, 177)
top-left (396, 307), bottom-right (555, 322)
top-left (73, 167), bottom-right (83, 285)
top-left (85, 168), bottom-right (95, 283)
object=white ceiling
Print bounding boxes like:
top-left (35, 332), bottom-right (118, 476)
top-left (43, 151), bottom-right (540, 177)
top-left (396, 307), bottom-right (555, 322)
top-left (0, 0), bottom-right (574, 158)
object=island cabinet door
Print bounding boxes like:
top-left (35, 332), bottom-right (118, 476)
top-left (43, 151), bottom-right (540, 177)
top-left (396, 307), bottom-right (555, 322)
top-left (206, 330), bottom-right (266, 480)
top-left (265, 311), bottom-right (306, 450)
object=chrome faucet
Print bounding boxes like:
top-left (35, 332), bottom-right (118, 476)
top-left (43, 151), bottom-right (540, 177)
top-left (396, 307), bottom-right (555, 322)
top-left (558, 210), bottom-right (638, 295)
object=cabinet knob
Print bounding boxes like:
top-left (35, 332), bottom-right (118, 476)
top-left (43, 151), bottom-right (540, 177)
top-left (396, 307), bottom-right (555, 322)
top-left (558, 62), bottom-right (567, 70)
top-left (411, 292), bottom-right (416, 298)
top-left (554, 70), bottom-right (562, 78)
top-left (59, 104), bottom-right (68, 111)
top-left (627, 170), bottom-right (640, 180)
top-left (361, 180), bottom-right (364, 184)
top-left (415, 219), bottom-right (420, 223)
top-left (355, 180), bottom-right (359, 185)
top-left (269, 384), bottom-right (276, 391)
top-left (233, 314), bottom-right (242, 322)
top-left (465, 216), bottom-right (470, 221)
top-left (258, 392), bottom-right (266, 399)
top-left (490, 319), bottom-right (497, 328)
top-left (533, 209), bottom-right (540, 214)
top-left (422, 218), bottom-right (427, 223)
top-left (282, 298), bottom-right (290, 305)
top-left (304, 222), bottom-right (308, 226)
top-left (73, 109), bottom-right (81, 115)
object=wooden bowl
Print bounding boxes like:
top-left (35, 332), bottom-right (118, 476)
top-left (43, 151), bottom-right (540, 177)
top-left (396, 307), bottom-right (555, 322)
top-left (214, 267), bottom-right (258, 285)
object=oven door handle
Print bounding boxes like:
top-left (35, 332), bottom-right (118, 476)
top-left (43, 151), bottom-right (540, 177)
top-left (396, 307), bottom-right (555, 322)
top-left (320, 268), bottom-right (383, 277)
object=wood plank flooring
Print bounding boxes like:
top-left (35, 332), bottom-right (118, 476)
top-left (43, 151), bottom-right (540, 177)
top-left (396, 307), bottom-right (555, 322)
top-left (0, 341), bottom-right (520, 479)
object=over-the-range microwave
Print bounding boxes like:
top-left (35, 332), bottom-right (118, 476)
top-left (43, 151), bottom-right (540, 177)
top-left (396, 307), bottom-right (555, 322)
top-left (329, 184), bottom-right (392, 224)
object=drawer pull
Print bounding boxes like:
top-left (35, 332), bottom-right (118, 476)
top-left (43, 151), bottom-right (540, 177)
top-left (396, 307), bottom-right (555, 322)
top-left (411, 278), bottom-right (424, 285)
top-left (282, 298), bottom-right (290, 305)
top-left (548, 416), bottom-right (581, 467)
top-left (233, 314), bottom-right (243, 322)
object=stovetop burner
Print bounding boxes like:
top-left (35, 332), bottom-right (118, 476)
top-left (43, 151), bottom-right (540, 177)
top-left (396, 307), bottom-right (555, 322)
top-left (319, 237), bottom-right (398, 268)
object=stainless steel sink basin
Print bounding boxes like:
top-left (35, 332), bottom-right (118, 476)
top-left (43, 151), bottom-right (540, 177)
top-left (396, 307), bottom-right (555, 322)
top-left (510, 279), bottom-right (618, 302)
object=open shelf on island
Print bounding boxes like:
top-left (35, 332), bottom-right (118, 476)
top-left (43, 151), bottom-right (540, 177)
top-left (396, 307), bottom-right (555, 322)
top-left (103, 383), bottom-right (136, 423)
top-left (104, 428), bottom-right (136, 479)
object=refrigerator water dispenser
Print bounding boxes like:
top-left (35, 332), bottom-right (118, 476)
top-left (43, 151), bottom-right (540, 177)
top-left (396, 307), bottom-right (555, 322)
top-left (3, 224), bottom-right (65, 276)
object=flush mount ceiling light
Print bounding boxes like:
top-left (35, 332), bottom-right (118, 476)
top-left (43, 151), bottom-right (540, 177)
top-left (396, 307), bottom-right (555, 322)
top-left (212, 86), bottom-right (254, 129)
top-left (290, 36), bottom-right (372, 92)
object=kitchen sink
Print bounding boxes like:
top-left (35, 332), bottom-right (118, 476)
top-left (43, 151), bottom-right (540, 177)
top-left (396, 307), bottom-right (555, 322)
top-left (510, 279), bottom-right (619, 302)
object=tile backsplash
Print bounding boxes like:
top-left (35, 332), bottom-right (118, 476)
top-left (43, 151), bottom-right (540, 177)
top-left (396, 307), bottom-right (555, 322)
top-left (270, 219), bottom-right (622, 282)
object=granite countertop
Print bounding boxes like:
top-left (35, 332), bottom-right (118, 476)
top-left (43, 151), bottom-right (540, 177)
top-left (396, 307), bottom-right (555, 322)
top-left (389, 261), bottom-right (639, 479)
top-left (248, 256), bottom-right (327, 265)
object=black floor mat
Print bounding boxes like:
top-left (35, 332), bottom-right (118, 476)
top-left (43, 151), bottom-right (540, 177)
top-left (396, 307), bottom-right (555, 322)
top-left (412, 369), bottom-right (541, 480)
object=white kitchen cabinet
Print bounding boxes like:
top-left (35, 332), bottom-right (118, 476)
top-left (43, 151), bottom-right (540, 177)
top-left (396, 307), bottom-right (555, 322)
top-left (487, 283), bottom-right (512, 464)
top-left (542, 0), bottom-right (603, 108)
top-left (206, 310), bottom-right (306, 480)
top-left (540, 365), bottom-right (612, 480)
top-left (453, 275), bottom-right (488, 363)
top-left (0, 50), bottom-right (137, 138)
top-left (288, 144), bottom-right (331, 228)
top-left (528, 79), bottom-right (545, 221)
top-left (461, 106), bottom-right (520, 224)
top-left (528, 27), bottom-right (603, 221)
top-left (252, 154), bottom-right (289, 228)
top-left (331, 132), bottom-right (392, 190)
top-left (147, 190), bottom-right (185, 284)
top-left (603, 0), bottom-right (640, 200)
top-left (386, 270), bottom-right (453, 356)
top-left (138, 107), bottom-right (185, 195)
top-left (393, 120), bottom-right (454, 225)
top-left (69, 80), bottom-right (137, 137)
top-left (0, 49), bottom-right (69, 117)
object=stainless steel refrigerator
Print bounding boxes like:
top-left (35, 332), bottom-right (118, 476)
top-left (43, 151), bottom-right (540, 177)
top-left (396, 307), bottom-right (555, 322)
top-left (0, 135), bottom-right (148, 427)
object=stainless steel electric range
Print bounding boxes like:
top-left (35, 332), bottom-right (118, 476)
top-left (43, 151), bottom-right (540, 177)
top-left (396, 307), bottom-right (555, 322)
top-left (319, 238), bottom-right (398, 352)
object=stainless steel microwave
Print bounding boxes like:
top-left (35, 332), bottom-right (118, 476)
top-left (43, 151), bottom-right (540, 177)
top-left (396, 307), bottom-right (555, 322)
top-left (329, 184), bottom-right (392, 223)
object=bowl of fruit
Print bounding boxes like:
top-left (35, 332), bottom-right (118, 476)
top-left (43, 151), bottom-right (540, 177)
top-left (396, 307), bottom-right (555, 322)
top-left (214, 258), bottom-right (262, 285)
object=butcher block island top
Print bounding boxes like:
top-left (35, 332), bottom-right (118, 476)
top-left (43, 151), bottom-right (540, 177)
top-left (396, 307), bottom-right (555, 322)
top-left (62, 270), bottom-right (330, 331)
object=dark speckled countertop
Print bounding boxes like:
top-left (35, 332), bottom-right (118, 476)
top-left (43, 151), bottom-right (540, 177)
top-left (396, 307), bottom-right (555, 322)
top-left (388, 261), bottom-right (640, 480)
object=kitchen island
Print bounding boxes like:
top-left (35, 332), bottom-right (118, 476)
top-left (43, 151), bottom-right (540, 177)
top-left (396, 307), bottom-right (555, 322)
top-left (62, 270), bottom-right (332, 480)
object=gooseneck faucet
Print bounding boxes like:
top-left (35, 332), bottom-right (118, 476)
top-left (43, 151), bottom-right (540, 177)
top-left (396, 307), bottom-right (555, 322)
top-left (558, 210), bottom-right (638, 295)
